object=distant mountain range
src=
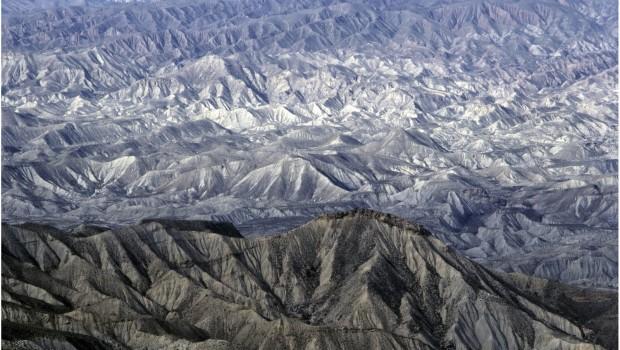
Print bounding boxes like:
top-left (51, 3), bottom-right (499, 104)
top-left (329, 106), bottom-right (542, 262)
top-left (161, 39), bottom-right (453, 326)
top-left (2, 210), bottom-right (617, 349)
top-left (1, 0), bottom-right (617, 289)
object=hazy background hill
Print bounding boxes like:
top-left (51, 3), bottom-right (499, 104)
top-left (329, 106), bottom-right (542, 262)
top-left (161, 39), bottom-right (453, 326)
top-left (1, 0), bottom-right (617, 287)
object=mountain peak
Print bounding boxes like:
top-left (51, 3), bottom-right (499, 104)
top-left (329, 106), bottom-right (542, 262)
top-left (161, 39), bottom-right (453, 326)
top-left (315, 208), bottom-right (432, 236)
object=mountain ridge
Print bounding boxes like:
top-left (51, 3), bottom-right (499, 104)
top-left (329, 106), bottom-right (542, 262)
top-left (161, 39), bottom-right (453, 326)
top-left (1, 209), bottom-right (617, 349)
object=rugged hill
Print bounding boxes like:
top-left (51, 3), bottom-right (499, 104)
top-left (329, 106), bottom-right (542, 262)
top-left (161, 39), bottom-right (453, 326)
top-left (1, 0), bottom-right (617, 288)
top-left (1, 210), bottom-right (617, 349)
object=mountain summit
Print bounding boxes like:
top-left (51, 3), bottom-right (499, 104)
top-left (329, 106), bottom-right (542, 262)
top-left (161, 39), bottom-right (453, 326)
top-left (2, 210), bottom-right (616, 349)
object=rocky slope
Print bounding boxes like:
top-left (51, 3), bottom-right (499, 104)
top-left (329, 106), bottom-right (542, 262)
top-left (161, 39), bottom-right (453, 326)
top-left (1, 0), bottom-right (617, 288)
top-left (1, 210), bottom-right (617, 349)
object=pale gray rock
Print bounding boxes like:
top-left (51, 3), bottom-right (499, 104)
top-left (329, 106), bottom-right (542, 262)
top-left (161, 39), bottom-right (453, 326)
top-left (1, 0), bottom-right (617, 288)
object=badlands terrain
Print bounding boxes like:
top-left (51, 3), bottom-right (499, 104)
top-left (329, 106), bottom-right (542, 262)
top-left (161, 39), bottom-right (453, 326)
top-left (1, 210), bottom-right (618, 349)
top-left (1, 0), bottom-right (618, 291)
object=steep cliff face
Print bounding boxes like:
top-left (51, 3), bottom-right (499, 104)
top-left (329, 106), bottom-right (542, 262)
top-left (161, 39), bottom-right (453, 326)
top-left (2, 210), bottom-right (616, 349)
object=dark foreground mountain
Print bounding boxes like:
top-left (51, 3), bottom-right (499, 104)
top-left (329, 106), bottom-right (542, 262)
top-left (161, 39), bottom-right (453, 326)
top-left (1, 209), bottom-right (617, 349)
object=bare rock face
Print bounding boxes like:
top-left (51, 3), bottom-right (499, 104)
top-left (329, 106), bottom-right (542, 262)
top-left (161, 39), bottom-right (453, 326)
top-left (1, 210), bottom-right (617, 349)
